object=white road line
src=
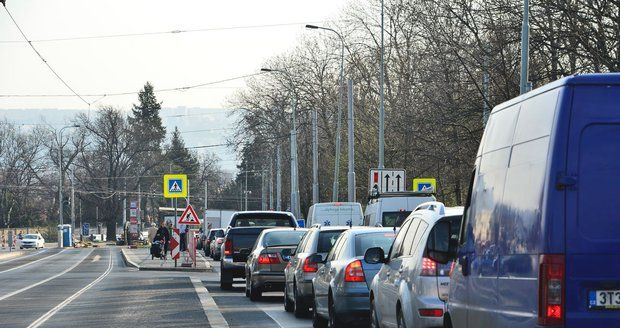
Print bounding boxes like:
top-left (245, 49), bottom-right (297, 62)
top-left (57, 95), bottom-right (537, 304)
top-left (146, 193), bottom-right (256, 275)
top-left (92, 254), bottom-right (101, 262)
top-left (0, 249), bottom-right (66, 275)
top-left (0, 248), bottom-right (48, 265)
top-left (28, 249), bottom-right (113, 328)
top-left (190, 277), bottom-right (230, 328)
top-left (0, 249), bottom-right (92, 301)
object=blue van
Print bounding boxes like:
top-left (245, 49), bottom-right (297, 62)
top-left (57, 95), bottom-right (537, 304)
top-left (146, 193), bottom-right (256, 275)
top-left (429, 74), bottom-right (620, 327)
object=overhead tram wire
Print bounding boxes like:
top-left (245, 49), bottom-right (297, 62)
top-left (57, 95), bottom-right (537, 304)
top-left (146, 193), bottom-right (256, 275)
top-left (2, 3), bottom-right (90, 107)
top-left (0, 21), bottom-right (338, 43)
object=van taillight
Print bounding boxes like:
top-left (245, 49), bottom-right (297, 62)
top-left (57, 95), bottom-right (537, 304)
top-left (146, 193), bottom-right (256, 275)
top-left (224, 239), bottom-right (233, 256)
top-left (420, 257), bottom-right (437, 276)
top-left (538, 254), bottom-right (564, 326)
top-left (344, 260), bottom-right (365, 282)
top-left (303, 257), bottom-right (318, 273)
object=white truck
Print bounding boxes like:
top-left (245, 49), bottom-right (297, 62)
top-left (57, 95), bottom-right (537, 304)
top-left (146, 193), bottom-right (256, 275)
top-left (307, 202), bottom-right (364, 227)
top-left (203, 209), bottom-right (236, 230)
top-left (363, 191), bottom-right (435, 227)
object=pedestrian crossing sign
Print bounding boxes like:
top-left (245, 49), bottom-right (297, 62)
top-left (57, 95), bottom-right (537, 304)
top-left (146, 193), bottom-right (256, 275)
top-left (413, 178), bottom-right (437, 193)
top-left (163, 174), bottom-right (187, 198)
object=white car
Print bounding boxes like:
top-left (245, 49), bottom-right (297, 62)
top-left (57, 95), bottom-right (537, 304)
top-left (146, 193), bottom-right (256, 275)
top-left (19, 233), bottom-right (45, 249)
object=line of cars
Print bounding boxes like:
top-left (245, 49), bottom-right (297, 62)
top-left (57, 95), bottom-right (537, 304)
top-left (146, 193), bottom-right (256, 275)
top-left (204, 199), bottom-right (461, 328)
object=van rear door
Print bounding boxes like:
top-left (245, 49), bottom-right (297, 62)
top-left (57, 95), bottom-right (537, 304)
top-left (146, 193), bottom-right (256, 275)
top-left (565, 83), bottom-right (620, 326)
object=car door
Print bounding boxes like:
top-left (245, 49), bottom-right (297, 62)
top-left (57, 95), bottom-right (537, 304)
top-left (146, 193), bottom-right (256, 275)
top-left (379, 218), bottom-right (414, 326)
top-left (315, 234), bottom-right (344, 314)
top-left (288, 231), bottom-right (310, 295)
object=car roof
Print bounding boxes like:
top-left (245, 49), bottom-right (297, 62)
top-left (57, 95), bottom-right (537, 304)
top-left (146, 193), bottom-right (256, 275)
top-left (340, 227), bottom-right (397, 236)
top-left (261, 227), bottom-right (308, 233)
top-left (233, 210), bottom-right (294, 216)
top-left (308, 225), bottom-right (354, 231)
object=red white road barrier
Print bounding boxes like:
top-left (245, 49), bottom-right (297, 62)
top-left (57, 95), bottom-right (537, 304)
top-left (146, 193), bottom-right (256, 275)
top-left (171, 228), bottom-right (180, 261)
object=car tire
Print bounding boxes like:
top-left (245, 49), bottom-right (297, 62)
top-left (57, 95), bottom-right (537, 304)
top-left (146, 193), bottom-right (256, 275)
top-left (397, 307), bottom-right (407, 328)
top-left (293, 283), bottom-right (308, 317)
top-left (443, 313), bottom-right (453, 328)
top-left (370, 297), bottom-right (380, 328)
top-left (284, 283), bottom-right (294, 312)
top-left (249, 281), bottom-right (262, 302)
top-left (220, 270), bottom-right (232, 290)
top-left (328, 293), bottom-right (343, 328)
top-left (313, 297), bottom-right (328, 328)
top-left (245, 273), bottom-right (251, 298)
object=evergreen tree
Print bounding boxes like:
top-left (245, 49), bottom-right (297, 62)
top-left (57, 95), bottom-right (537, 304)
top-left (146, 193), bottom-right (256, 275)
top-left (130, 82), bottom-right (166, 148)
top-left (167, 127), bottom-right (199, 176)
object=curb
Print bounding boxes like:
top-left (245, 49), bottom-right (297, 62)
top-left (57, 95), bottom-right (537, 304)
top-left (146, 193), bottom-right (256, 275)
top-left (120, 248), bottom-right (212, 272)
top-left (120, 248), bottom-right (139, 269)
top-left (0, 250), bottom-right (27, 261)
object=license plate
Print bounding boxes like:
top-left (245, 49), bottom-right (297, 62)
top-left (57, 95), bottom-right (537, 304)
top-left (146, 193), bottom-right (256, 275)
top-left (589, 290), bottom-right (620, 309)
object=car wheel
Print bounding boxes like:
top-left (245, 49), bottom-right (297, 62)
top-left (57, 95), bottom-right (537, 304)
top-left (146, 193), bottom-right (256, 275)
top-left (397, 307), bottom-right (407, 328)
top-left (284, 283), bottom-right (294, 312)
top-left (370, 297), bottom-right (380, 328)
top-left (249, 280), bottom-right (262, 301)
top-left (220, 270), bottom-right (232, 290)
top-left (328, 293), bottom-right (342, 328)
top-left (293, 282), bottom-right (308, 317)
top-left (313, 297), bottom-right (328, 328)
top-left (245, 273), bottom-right (251, 298)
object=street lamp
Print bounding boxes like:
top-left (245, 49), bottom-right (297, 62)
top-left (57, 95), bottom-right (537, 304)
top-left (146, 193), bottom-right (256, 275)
top-left (260, 68), bottom-right (301, 219)
top-left (306, 24), bottom-right (345, 202)
top-left (58, 124), bottom-right (80, 247)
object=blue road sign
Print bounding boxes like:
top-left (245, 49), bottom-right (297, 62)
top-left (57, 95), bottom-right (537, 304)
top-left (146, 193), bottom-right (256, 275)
top-left (297, 219), bottom-right (305, 228)
top-left (82, 223), bottom-right (90, 236)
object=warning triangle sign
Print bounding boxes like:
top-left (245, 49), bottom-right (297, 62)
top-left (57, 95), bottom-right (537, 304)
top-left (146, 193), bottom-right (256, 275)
top-left (178, 204), bottom-right (201, 225)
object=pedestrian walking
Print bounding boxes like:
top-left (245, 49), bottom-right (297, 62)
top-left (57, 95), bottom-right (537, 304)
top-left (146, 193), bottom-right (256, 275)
top-left (155, 221), bottom-right (170, 255)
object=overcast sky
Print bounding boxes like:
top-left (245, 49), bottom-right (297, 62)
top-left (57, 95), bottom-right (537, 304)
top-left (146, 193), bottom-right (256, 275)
top-left (0, 0), bottom-right (350, 171)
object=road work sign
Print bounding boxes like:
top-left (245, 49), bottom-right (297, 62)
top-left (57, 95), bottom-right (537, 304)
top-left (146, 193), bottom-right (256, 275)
top-left (369, 169), bottom-right (406, 195)
top-left (413, 178), bottom-right (437, 193)
top-left (163, 174), bottom-right (187, 198)
top-left (178, 204), bottom-right (201, 225)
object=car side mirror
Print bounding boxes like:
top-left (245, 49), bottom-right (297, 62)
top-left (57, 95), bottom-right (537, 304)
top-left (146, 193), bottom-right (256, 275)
top-left (308, 253), bottom-right (324, 264)
top-left (427, 221), bottom-right (456, 265)
top-left (364, 247), bottom-right (386, 264)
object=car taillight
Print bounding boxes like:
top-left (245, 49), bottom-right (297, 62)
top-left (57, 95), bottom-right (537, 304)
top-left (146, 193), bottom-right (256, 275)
top-left (216, 238), bottom-right (224, 244)
top-left (257, 253), bottom-right (280, 264)
top-left (420, 257), bottom-right (437, 276)
top-left (344, 260), bottom-right (365, 282)
top-left (224, 239), bottom-right (233, 256)
top-left (303, 257), bottom-right (318, 273)
top-left (418, 308), bottom-right (443, 317)
top-left (538, 254), bottom-right (564, 326)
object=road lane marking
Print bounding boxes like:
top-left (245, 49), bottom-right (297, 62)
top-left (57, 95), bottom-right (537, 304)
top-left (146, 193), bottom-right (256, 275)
top-left (0, 249), bottom-right (92, 301)
top-left (92, 254), bottom-right (101, 262)
top-left (191, 277), bottom-right (230, 328)
top-left (0, 249), bottom-right (66, 275)
top-left (27, 249), bottom-right (113, 328)
top-left (0, 249), bottom-right (49, 265)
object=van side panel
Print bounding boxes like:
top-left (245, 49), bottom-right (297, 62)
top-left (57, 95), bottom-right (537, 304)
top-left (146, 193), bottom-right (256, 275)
top-left (565, 85), bottom-right (620, 326)
top-left (495, 89), bottom-right (561, 327)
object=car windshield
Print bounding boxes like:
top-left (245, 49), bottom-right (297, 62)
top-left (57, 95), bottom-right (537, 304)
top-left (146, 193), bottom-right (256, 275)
top-left (382, 211), bottom-right (411, 227)
top-left (317, 230), bottom-right (345, 253)
top-left (23, 234), bottom-right (39, 239)
top-left (262, 230), bottom-right (305, 247)
top-left (355, 232), bottom-right (396, 256)
top-left (233, 213), bottom-right (292, 227)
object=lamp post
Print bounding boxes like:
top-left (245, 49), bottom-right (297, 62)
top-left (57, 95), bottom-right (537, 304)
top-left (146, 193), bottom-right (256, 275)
top-left (379, 0), bottom-right (385, 169)
top-left (305, 24), bottom-right (345, 202)
top-left (260, 68), bottom-right (301, 219)
top-left (57, 124), bottom-right (79, 247)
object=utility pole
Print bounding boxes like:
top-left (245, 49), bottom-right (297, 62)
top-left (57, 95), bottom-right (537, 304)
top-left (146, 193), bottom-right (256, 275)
top-left (378, 0), bottom-right (385, 169)
top-left (520, 0), bottom-right (531, 94)
top-left (347, 79), bottom-right (356, 202)
top-left (276, 145), bottom-right (282, 211)
top-left (261, 171), bottom-right (267, 210)
top-left (269, 161), bottom-right (274, 210)
top-left (244, 171), bottom-right (249, 211)
top-left (312, 107), bottom-right (319, 204)
top-left (138, 184), bottom-right (142, 229)
top-left (204, 180), bottom-right (208, 211)
top-left (70, 182), bottom-right (75, 235)
top-left (122, 180), bottom-right (127, 226)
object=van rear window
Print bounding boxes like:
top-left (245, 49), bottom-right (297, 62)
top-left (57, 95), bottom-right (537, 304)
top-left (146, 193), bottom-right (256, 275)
top-left (382, 211), bottom-right (411, 227)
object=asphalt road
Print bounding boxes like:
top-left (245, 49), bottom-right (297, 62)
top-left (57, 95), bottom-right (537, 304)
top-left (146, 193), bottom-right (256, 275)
top-left (0, 247), bottom-right (313, 328)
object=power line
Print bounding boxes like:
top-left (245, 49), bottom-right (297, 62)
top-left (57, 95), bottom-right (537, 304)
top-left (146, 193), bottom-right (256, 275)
top-left (2, 4), bottom-right (90, 107)
top-left (0, 73), bottom-right (263, 99)
top-left (0, 21), bottom-right (334, 43)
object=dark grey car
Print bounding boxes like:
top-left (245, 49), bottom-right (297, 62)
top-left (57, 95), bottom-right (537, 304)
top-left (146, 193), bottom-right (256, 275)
top-left (311, 227), bottom-right (396, 328)
top-left (244, 228), bottom-right (307, 301)
top-left (283, 226), bottom-right (347, 317)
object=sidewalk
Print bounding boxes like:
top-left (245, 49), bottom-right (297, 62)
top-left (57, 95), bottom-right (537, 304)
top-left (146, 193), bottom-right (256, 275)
top-left (121, 247), bottom-right (212, 272)
top-left (0, 249), bottom-right (27, 261)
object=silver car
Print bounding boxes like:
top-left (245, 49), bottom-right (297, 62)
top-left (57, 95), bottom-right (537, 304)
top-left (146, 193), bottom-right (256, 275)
top-left (311, 227), bottom-right (396, 327)
top-left (244, 228), bottom-right (307, 301)
top-left (367, 202), bottom-right (462, 328)
top-left (283, 225), bottom-right (348, 317)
